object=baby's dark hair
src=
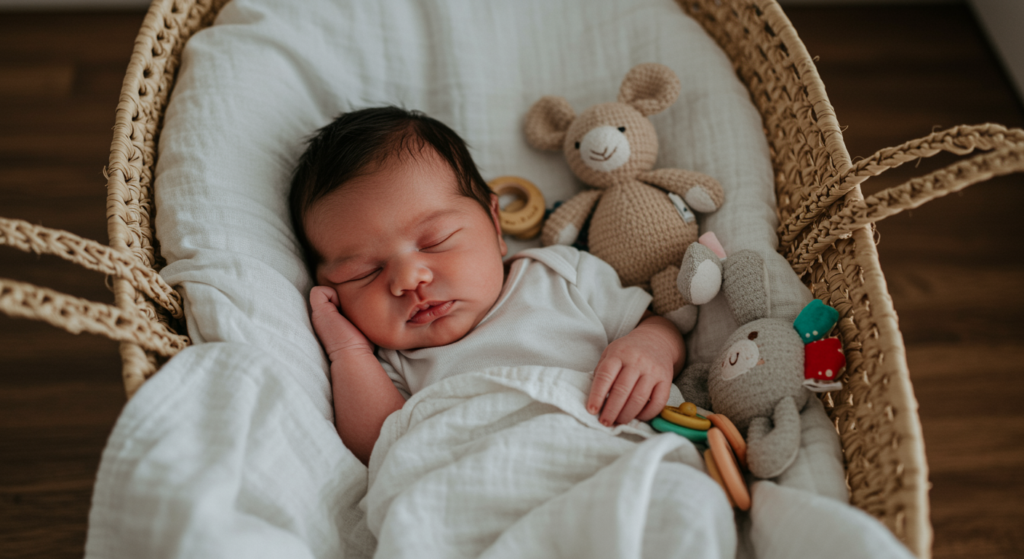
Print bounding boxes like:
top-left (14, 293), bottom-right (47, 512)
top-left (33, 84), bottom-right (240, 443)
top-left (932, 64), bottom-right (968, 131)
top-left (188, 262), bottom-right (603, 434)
top-left (289, 106), bottom-right (493, 274)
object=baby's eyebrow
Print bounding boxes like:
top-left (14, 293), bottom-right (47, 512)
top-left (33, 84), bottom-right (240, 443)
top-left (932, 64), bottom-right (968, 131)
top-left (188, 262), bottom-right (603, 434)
top-left (319, 256), bottom-right (378, 284)
top-left (319, 250), bottom-right (368, 281)
top-left (416, 207), bottom-right (463, 227)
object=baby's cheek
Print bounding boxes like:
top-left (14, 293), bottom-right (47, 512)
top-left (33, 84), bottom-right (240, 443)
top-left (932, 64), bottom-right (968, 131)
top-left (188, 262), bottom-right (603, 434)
top-left (344, 293), bottom-right (391, 342)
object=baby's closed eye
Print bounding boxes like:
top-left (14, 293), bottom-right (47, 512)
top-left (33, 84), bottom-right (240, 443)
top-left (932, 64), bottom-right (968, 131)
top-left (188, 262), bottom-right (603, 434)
top-left (344, 268), bottom-right (381, 283)
top-left (420, 230), bottom-right (459, 251)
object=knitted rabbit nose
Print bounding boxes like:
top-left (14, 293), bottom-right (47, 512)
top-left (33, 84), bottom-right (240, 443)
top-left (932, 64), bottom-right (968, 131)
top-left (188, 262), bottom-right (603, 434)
top-left (579, 126), bottom-right (631, 172)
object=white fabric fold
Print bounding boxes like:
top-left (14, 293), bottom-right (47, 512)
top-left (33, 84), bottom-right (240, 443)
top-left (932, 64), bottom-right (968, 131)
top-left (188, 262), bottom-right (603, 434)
top-left (364, 366), bottom-right (737, 559)
top-left (748, 481), bottom-right (915, 559)
top-left (86, 343), bottom-right (376, 559)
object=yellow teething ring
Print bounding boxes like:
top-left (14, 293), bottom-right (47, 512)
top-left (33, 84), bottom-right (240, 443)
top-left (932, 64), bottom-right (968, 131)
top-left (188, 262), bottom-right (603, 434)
top-left (660, 405), bottom-right (712, 430)
top-left (487, 176), bottom-right (546, 240)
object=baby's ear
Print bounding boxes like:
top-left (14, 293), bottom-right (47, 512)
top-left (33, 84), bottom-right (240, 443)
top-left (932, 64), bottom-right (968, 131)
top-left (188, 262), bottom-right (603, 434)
top-left (617, 63), bottom-right (681, 116)
top-left (524, 96), bottom-right (575, 151)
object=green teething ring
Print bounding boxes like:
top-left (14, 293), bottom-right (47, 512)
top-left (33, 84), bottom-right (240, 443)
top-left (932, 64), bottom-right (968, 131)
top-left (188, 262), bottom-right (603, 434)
top-left (651, 416), bottom-right (709, 443)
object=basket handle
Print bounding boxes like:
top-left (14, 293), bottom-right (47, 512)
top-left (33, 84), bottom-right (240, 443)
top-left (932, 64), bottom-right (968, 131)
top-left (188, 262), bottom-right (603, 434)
top-left (0, 217), bottom-right (183, 318)
top-left (785, 136), bottom-right (1024, 276)
top-left (0, 277), bottom-right (189, 357)
top-left (778, 124), bottom-right (1024, 250)
top-left (0, 217), bottom-right (189, 357)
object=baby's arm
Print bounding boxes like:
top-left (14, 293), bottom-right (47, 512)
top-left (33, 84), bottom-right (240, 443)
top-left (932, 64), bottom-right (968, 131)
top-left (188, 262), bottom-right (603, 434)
top-left (586, 311), bottom-right (685, 426)
top-left (310, 286), bottom-right (406, 465)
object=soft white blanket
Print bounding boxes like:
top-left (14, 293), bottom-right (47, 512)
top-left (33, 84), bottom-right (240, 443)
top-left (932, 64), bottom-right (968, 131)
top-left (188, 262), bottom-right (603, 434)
top-left (87, 343), bottom-right (376, 559)
top-left (364, 366), bottom-right (916, 559)
top-left (365, 366), bottom-right (735, 559)
top-left (86, 344), bottom-right (914, 558)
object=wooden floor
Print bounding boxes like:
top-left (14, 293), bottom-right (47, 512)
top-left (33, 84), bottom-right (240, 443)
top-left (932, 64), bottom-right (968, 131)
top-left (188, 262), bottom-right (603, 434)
top-left (0, 4), bottom-right (1022, 559)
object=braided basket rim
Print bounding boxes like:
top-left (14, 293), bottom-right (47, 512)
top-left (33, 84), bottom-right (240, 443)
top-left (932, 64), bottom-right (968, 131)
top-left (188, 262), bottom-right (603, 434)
top-left (105, 0), bottom-right (230, 395)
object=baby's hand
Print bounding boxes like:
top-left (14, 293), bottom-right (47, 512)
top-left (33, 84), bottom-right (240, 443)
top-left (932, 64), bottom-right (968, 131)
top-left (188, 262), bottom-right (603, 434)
top-left (587, 316), bottom-right (681, 426)
top-left (309, 286), bottom-right (373, 361)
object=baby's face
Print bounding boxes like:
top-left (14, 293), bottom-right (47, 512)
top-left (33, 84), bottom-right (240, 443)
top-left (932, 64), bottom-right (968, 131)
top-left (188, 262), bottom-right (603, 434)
top-left (306, 149), bottom-right (507, 351)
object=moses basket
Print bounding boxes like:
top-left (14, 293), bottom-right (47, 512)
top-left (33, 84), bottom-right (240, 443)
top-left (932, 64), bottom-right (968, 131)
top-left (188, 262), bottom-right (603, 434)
top-left (3, 0), bottom-right (1024, 557)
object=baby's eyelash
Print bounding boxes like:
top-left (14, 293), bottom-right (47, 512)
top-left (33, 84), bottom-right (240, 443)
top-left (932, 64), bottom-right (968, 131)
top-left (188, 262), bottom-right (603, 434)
top-left (423, 232), bottom-right (456, 249)
top-left (345, 268), bottom-right (380, 283)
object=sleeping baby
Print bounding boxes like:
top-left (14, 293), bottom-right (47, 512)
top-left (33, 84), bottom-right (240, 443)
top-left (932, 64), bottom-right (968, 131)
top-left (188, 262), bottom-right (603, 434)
top-left (291, 106), bottom-right (738, 558)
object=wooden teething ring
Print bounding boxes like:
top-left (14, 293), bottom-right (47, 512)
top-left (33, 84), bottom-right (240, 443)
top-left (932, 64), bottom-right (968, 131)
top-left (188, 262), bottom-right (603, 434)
top-left (707, 413), bottom-right (747, 469)
top-left (707, 427), bottom-right (751, 511)
top-left (703, 449), bottom-right (736, 508)
top-left (487, 176), bottom-right (546, 240)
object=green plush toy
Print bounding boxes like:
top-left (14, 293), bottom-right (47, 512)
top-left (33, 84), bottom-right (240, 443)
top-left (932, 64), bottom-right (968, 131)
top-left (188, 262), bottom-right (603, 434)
top-left (676, 250), bottom-right (849, 500)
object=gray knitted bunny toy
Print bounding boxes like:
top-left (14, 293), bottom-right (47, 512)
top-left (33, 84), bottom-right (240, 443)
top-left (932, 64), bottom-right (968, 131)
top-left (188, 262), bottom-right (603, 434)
top-left (675, 249), bottom-right (848, 500)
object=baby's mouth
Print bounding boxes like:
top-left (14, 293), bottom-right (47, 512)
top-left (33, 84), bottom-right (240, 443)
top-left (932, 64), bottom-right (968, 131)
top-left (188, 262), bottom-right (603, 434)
top-left (408, 300), bottom-right (455, 324)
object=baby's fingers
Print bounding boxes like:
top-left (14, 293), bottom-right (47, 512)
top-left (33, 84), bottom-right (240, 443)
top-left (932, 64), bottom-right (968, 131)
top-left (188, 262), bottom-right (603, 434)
top-left (587, 357), bottom-right (623, 415)
top-left (310, 286), bottom-right (340, 309)
top-left (599, 367), bottom-right (640, 427)
top-left (636, 381), bottom-right (671, 422)
top-left (309, 287), bottom-right (350, 339)
top-left (615, 375), bottom-right (658, 425)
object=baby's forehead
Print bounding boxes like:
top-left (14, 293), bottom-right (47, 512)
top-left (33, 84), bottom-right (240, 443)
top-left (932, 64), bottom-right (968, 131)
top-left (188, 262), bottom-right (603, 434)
top-left (308, 166), bottom-right (471, 238)
top-left (346, 148), bottom-right (462, 196)
top-left (333, 176), bottom-right (464, 222)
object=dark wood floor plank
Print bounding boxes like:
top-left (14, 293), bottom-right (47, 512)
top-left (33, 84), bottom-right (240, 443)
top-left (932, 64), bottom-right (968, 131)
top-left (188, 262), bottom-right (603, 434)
top-left (0, 133), bottom-right (124, 162)
top-left (0, 64), bottom-right (75, 98)
top-left (0, 99), bottom-right (125, 134)
top-left (927, 466), bottom-right (1024, 559)
top-left (884, 265), bottom-right (1024, 311)
top-left (0, 166), bottom-right (110, 199)
top-left (0, 12), bottom-right (148, 65)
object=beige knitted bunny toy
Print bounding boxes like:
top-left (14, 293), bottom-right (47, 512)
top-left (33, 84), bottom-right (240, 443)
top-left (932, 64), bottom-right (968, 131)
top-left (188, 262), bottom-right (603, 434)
top-left (524, 63), bottom-right (725, 332)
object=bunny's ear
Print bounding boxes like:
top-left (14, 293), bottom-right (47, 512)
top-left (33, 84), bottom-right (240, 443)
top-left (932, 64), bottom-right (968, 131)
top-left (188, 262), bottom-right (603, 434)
top-left (524, 96), bottom-right (575, 151)
top-left (722, 251), bottom-right (770, 325)
top-left (617, 63), bottom-right (681, 116)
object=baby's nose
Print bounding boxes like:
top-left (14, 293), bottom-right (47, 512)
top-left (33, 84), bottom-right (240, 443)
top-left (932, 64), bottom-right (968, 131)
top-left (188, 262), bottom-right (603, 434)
top-left (389, 258), bottom-right (432, 297)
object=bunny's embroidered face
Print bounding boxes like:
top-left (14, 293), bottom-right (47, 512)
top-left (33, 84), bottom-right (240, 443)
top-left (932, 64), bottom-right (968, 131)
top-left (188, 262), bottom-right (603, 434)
top-left (561, 103), bottom-right (658, 187)
top-left (708, 319), bottom-right (809, 432)
top-left (719, 331), bottom-right (764, 381)
top-left (524, 63), bottom-right (681, 189)
top-left (575, 124), bottom-right (631, 172)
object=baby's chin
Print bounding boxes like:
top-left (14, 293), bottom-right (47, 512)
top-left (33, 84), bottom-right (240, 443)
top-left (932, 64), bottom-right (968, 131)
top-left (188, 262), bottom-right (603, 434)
top-left (376, 315), bottom-right (475, 352)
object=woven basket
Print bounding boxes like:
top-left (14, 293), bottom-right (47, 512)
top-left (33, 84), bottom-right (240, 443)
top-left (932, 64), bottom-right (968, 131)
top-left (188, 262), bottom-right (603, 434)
top-left (3, 0), bottom-right (1024, 556)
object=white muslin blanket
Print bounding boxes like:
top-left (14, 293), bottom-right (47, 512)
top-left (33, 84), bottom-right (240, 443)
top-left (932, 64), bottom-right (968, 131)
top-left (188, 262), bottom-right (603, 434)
top-left (364, 366), bottom-right (916, 559)
top-left (86, 342), bottom-right (915, 558)
top-left (364, 366), bottom-right (736, 559)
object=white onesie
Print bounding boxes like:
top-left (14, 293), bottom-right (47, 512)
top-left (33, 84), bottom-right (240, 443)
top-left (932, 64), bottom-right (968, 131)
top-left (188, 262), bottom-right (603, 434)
top-left (378, 245), bottom-right (652, 398)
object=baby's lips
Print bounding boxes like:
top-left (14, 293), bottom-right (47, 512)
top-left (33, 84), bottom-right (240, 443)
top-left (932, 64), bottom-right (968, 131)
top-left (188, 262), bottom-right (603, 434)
top-left (407, 300), bottom-right (455, 324)
top-left (407, 300), bottom-right (439, 321)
